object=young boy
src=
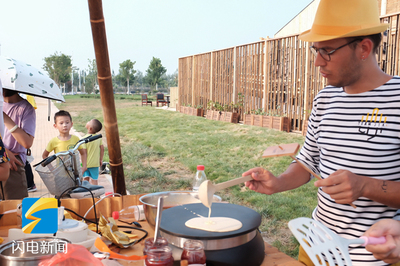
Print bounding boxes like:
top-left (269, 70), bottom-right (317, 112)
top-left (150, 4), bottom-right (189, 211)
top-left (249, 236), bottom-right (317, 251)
top-left (42, 110), bottom-right (87, 174)
top-left (81, 119), bottom-right (104, 185)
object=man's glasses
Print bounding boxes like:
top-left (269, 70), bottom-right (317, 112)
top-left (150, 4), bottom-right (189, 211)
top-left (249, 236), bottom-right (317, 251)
top-left (309, 39), bottom-right (362, 61)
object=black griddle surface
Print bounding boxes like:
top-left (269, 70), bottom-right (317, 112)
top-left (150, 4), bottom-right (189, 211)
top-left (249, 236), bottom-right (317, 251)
top-left (160, 203), bottom-right (261, 239)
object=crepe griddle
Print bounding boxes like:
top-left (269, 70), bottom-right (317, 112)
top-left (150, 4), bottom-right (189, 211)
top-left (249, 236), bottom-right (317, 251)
top-left (160, 203), bottom-right (261, 247)
top-left (160, 203), bottom-right (265, 266)
top-left (161, 203), bottom-right (260, 239)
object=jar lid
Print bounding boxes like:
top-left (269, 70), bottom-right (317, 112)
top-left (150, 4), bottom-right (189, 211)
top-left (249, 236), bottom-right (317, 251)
top-left (112, 211), bottom-right (119, 220)
top-left (183, 239), bottom-right (204, 250)
top-left (197, 165), bottom-right (205, 171)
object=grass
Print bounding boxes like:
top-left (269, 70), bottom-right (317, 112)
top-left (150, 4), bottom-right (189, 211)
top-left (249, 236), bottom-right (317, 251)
top-left (55, 95), bottom-right (317, 258)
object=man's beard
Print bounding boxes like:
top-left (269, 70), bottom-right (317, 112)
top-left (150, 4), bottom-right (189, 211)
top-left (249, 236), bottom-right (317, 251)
top-left (326, 55), bottom-right (362, 89)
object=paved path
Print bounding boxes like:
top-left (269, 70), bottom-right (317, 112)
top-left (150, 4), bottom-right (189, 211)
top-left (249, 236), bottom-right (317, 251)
top-left (29, 97), bottom-right (113, 198)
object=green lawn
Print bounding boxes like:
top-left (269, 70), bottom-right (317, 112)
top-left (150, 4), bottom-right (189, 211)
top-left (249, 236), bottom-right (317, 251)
top-left (56, 95), bottom-right (317, 258)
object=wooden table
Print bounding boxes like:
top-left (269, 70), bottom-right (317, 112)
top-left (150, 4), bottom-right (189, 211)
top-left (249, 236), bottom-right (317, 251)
top-left (113, 221), bottom-right (302, 266)
top-left (0, 221), bottom-right (302, 266)
top-left (0, 195), bottom-right (302, 266)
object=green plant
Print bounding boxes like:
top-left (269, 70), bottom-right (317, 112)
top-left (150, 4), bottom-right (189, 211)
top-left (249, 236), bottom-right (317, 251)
top-left (207, 101), bottom-right (215, 110)
top-left (253, 108), bottom-right (265, 115)
top-left (223, 104), bottom-right (230, 112)
top-left (215, 102), bottom-right (223, 112)
top-left (232, 92), bottom-right (245, 113)
top-left (196, 104), bottom-right (203, 109)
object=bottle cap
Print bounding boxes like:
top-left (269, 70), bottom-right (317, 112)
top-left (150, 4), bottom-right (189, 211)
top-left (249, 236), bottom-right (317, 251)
top-left (112, 211), bottom-right (119, 220)
top-left (197, 165), bottom-right (205, 171)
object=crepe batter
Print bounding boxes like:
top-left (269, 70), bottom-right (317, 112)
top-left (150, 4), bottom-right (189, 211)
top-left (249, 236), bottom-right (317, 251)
top-left (185, 180), bottom-right (243, 232)
top-left (185, 216), bottom-right (242, 232)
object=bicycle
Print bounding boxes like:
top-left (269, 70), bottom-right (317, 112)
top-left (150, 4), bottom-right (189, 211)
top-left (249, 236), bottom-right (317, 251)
top-left (34, 134), bottom-right (105, 198)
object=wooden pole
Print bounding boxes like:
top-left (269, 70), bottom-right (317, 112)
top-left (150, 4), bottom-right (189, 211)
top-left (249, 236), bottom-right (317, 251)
top-left (87, 0), bottom-right (126, 195)
top-left (210, 51), bottom-right (213, 101)
top-left (192, 56), bottom-right (195, 106)
top-left (233, 46), bottom-right (237, 103)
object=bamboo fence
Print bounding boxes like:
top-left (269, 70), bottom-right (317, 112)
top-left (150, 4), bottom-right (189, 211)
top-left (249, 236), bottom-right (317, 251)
top-left (179, 13), bottom-right (400, 133)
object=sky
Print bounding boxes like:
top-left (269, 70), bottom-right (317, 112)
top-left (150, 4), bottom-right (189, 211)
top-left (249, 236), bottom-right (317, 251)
top-left (0, 0), bottom-right (312, 76)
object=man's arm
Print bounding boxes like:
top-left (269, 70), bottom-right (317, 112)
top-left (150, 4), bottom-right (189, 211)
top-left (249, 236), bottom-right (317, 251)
top-left (243, 162), bottom-right (311, 195)
top-left (3, 113), bottom-right (34, 149)
top-left (314, 170), bottom-right (400, 209)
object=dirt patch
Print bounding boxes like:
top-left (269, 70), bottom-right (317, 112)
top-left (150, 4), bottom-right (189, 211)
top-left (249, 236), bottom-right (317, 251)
top-left (147, 157), bottom-right (193, 180)
top-left (261, 228), bottom-right (292, 246)
top-left (124, 155), bottom-right (194, 193)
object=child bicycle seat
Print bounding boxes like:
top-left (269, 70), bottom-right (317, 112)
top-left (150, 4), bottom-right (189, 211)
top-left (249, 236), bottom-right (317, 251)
top-left (70, 180), bottom-right (105, 199)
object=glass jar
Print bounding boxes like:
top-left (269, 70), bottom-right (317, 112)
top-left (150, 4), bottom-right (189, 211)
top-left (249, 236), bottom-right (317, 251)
top-left (181, 240), bottom-right (206, 265)
top-left (145, 246), bottom-right (174, 266)
top-left (143, 237), bottom-right (169, 255)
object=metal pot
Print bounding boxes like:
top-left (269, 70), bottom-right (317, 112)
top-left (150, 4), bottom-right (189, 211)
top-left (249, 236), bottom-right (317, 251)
top-left (0, 237), bottom-right (70, 266)
top-left (139, 191), bottom-right (222, 229)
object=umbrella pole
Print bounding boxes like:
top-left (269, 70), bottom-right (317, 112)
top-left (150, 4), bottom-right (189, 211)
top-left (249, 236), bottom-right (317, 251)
top-left (48, 99), bottom-right (51, 121)
top-left (87, 0), bottom-right (126, 195)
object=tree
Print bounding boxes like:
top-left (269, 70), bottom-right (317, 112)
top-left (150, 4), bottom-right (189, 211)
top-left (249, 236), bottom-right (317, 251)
top-left (43, 52), bottom-right (72, 89)
top-left (119, 59), bottom-right (136, 94)
top-left (134, 70), bottom-right (144, 87)
top-left (145, 57), bottom-right (167, 89)
top-left (80, 69), bottom-right (86, 93)
top-left (72, 67), bottom-right (79, 92)
top-left (164, 69), bottom-right (178, 87)
top-left (85, 59), bottom-right (97, 94)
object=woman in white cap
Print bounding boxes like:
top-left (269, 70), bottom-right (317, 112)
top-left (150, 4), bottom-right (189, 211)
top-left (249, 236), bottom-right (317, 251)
top-left (243, 0), bottom-right (400, 265)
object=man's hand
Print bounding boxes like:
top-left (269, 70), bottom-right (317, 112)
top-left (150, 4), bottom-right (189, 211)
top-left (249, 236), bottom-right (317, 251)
top-left (6, 150), bottom-right (23, 171)
top-left (242, 167), bottom-right (280, 195)
top-left (364, 219), bottom-right (400, 264)
top-left (314, 169), bottom-right (366, 204)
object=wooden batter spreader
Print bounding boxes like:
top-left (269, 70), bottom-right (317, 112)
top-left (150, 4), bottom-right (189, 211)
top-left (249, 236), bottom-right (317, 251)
top-left (262, 143), bottom-right (357, 209)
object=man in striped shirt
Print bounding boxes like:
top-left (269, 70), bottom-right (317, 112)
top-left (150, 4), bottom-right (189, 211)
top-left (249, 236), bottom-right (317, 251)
top-left (243, 0), bottom-right (400, 265)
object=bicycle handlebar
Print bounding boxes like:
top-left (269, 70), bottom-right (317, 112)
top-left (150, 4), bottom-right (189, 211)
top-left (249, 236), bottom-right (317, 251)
top-left (34, 134), bottom-right (103, 167)
top-left (40, 155), bottom-right (57, 167)
top-left (84, 134), bottom-right (102, 143)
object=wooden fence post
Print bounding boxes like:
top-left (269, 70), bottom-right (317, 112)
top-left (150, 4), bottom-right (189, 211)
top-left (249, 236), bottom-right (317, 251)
top-left (192, 55), bottom-right (195, 107)
top-left (304, 41), bottom-right (309, 123)
top-left (210, 51), bottom-right (213, 102)
top-left (263, 40), bottom-right (267, 111)
top-left (265, 40), bottom-right (271, 115)
top-left (233, 46), bottom-right (237, 104)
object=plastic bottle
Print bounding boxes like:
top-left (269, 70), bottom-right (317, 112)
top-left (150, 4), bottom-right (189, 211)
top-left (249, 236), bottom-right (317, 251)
top-left (112, 205), bottom-right (146, 221)
top-left (192, 165), bottom-right (207, 192)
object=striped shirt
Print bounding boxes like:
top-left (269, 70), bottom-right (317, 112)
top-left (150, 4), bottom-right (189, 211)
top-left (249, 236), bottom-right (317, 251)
top-left (297, 76), bottom-right (400, 266)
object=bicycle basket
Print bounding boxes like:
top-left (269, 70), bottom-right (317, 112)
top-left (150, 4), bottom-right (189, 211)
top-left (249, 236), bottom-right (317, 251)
top-left (35, 151), bottom-right (82, 197)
